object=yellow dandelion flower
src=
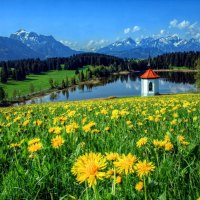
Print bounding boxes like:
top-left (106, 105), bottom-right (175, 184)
top-left (135, 181), bottom-right (144, 191)
top-left (116, 176), bottom-right (122, 184)
top-left (106, 169), bottom-right (114, 178)
top-left (193, 116), bottom-right (198, 121)
top-left (66, 122), bottom-right (79, 133)
top-left (10, 139), bottom-right (24, 148)
top-left (54, 127), bottom-right (62, 134)
top-left (170, 119), bottom-right (177, 125)
top-left (91, 129), bottom-right (100, 134)
top-left (136, 137), bottom-right (148, 148)
top-left (137, 122), bottom-right (143, 126)
top-left (134, 160), bottom-right (155, 178)
top-left (82, 117), bottom-right (87, 124)
top-left (111, 109), bottom-right (120, 119)
top-left (148, 116), bottom-right (154, 121)
top-left (177, 135), bottom-right (189, 145)
top-left (23, 120), bottom-right (29, 126)
top-left (51, 135), bottom-right (65, 148)
top-left (164, 142), bottom-right (174, 151)
top-left (196, 197), bottom-right (200, 200)
top-left (126, 120), bottom-right (132, 125)
top-left (28, 138), bottom-right (40, 146)
top-left (71, 152), bottom-right (107, 187)
top-left (10, 143), bottom-right (20, 148)
top-left (105, 152), bottom-right (119, 161)
top-left (48, 127), bottom-right (55, 133)
top-left (68, 110), bottom-right (76, 117)
top-left (104, 127), bottom-right (110, 131)
top-left (28, 142), bottom-right (43, 153)
top-left (173, 113), bottom-right (178, 118)
top-left (100, 109), bottom-right (108, 114)
top-left (14, 117), bottom-right (21, 123)
top-left (33, 120), bottom-right (42, 126)
top-left (114, 153), bottom-right (137, 175)
top-left (82, 122), bottom-right (96, 133)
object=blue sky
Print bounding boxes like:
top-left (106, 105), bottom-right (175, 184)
top-left (1, 0), bottom-right (200, 50)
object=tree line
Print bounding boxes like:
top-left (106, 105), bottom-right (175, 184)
top-left (0, 53), bottom-right (125, 83)
top-left (127, 51), bottom-right (200, 71)
top-left (0, 51), bottom-right (200, 84)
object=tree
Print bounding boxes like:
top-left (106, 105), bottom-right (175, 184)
top-left (61, 80), bottom-right (66, 89)
top-left (79, 70), bottom-right (85, 82)
top-left (65, 76), bottom-right (69, 87)
top-left (0, 67), bottom-right (8, 83)
top-left (195, 57), bottom-right (200, 90)
top-left (49, 78), bottom-right (54, 89)
top-left (0, 86), bottom-right (6, 102)
top-left (29, 83), bottom-right (35, 94)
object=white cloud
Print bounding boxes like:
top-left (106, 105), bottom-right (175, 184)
top-left (169, 19), bottom-right (192, 29)
top-left (124, 28), bottom-right (131, 34)
top-left (195, 33), bottom-right (200, 39)
top-left (169, 19), bottom-right (178, 27)
top-left (168, 19), bottom-right (200, 39)
top-left (86, 39), bottom-right (109, 51)
top-left (132, 26), bottom-right (141, 32)
top-left (178, 20), bottom-right (190, 29)
top-left (60, 40), bottom-right (79, 50)
top-left (124, 25), bottom-right (141, 34)
top-left (160, 29), bottom-right (166, 35)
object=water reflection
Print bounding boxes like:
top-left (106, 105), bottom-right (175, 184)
top-left (22, 72), bottom-right (197, 105)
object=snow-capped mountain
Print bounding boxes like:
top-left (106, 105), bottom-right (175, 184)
top-left (10, 29), bottom-right (80, 58)
top-left (97, 36), bottom-right (200, 58)
top-left (0, 36), bottom-right (41, 61)
top-left (98, 37), bottom-right (136, 53)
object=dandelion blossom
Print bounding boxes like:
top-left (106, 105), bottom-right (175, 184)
top-left (28, 138), bottom-right (40, 146)
top-left (28, 142), bottom-right (42, 153)
top-left (71, 152), bottom-right (107, 187)
top-left (105, 152), bottom-right (119, 161)
top-left (135, 181), bottom-right (144, 191)
top-left (136, 137), bottom-right (148, 148)
top-left (51, 135), bottom-right (65, 148)
top-left (114, 153), bottom-right (137, 175)
top-left (134, 160), bottom-right (155, 178)
top-left (116, 176), bottom-right (122, 184)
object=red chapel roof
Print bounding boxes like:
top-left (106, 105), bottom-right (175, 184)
top-left (140, 69), bottom-right (160, 79)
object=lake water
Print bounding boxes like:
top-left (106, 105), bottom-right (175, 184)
top-left (23, 72), bottom-right (197, 104)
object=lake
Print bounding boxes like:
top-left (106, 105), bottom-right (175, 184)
top-left (22, 71), bottom-right (197, 104)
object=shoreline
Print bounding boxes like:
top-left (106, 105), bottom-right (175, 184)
top-left (154, 69), bottom-right (197, 72)
top-left (11, 69), bottom-right (197, 105)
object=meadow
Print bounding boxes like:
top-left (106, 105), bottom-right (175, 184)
top-left (0, 94), bottom-right (200, 200)
top-left (0, 69), bottom-right (76, 99)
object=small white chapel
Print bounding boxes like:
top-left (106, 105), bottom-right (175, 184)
top-left (140, 60), bottom-right (160, 96)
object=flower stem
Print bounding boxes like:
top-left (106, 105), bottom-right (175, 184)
top-left (93, 185), bottom-right (100, 200)
top-left (112, 167), bottom-right (116, 196)
top-left (85, 182), bottom-right (89, 200)
top-left (144, 177), bottom-right (147, 200)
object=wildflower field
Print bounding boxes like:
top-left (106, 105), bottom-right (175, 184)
top-left (0, 94), bottom-right (200, 200)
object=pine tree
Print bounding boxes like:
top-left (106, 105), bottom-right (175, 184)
top-left (0, 86), bottom-right (6, 102)
top-left (0, 67), bottom-right (8, 83)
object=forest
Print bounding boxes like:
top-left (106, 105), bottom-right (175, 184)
top-left (0, 51), bottom-right (199, 83)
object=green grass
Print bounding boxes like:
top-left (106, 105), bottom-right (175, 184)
top-left (0, 94), bottom-right (199, 199)
top-left (169, 66), bottom-right (191, 70)
top-left (0, 70), bottom-right (76, 99)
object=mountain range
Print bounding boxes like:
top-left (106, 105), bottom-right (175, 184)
top-left (97, 36), bottom-right (200, 58)
top-left (0, 29), bottom-right (79, 61)
top-left (0, 29), bottom-right (200, 61)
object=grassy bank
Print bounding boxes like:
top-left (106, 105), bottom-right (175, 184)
top-left (0, 70), bottom-right (76, 99)
top-left (0, 94), bottom-right (199, 199)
